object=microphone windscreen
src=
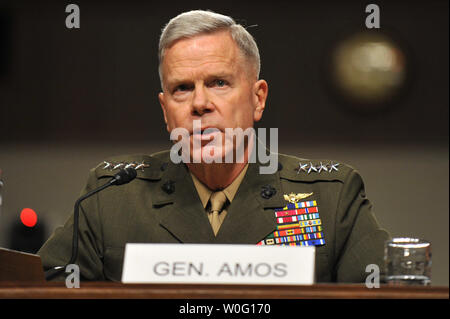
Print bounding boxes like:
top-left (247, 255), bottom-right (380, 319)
top-left (113, 168), bottom-right (137, 185)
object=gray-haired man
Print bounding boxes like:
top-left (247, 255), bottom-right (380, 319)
top-left (38, 10), bottom-right (390, 282)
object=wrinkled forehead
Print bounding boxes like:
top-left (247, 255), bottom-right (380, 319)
top-left (160, 31), bottom-right (249, 81)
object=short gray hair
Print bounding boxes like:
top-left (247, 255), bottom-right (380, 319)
top-left (158, 10), bottom-right (261, 85)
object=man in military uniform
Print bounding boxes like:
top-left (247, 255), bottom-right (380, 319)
top-left (38, 10), bottom-right (390, 282)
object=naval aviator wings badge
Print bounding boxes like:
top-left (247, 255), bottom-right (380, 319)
top-left (283, 192), bottom-right (313, 203)
top-left (257, 192), bottom-right (326, 247)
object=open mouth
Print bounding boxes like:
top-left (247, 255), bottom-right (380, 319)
top-left (195, 130), bottom-right (221, 140)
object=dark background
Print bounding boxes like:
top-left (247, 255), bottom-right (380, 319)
top-left (0, 0), bottom-right (448, 285)
top-left (0, 0), bottom-right (448, 144)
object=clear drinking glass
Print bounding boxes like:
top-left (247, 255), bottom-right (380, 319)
top-left (384, 238), bottom-right (432, 285)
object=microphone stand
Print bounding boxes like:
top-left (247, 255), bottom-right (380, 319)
top-left (44, 168), bottom-right (136, 280)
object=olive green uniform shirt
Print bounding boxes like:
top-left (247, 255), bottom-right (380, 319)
top-left (38, 150), bottom-right (390, 282)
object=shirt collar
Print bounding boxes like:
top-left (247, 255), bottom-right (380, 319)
top-left (190, 164), bottom-right (249, 208)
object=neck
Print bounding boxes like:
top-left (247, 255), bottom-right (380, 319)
top-left (187, 161), bottom-right (247, 190)
top-left (186, 135), bottom-right (256, 190)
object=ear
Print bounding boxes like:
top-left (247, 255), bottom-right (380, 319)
top-left (252, 79), bottom-right (268, 122)
top-left (158, 92), bottom-right (170, 133)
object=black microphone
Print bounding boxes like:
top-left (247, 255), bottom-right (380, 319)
top-left (44, 168), bottom-right (137, 280)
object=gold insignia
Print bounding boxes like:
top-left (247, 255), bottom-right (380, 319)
top-left (283, 192), bottom-right (314, 203)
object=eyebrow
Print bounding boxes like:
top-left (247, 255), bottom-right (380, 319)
top-left (167, 71), bottom-right (235, 86)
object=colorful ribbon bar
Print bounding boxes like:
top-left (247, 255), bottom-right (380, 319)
top-left (279, 239), bottom-right (325, 247)
top-left (277, 213), bottom-right (320, 224)
top-left (273, 232), bottom-right (324, 245)
top-left (257, 238), bottom-right (325, 247)
top-left (266, 225), bottom-right (322, 238)
top-left (276, 218), bottom-right (322, 230)
top-left (278, 200), bottom-right (317, 211)
top-left (275, 206), bottom-right (319, 218)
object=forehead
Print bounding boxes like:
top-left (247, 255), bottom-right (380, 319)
top-left (162, 31), bottom-right (244, 80)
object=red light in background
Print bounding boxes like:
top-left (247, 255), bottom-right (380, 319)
top-left (20, 208), bottom-right (37, 227)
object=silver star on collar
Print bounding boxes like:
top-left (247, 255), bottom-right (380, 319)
top-left (113, 163), bottom-right (125, 170)
top-left (296, 162), bottom-right (308, 174)
top-left (307, 162), bottom-right (318, 174)
top-left (125, 162), bottom-right (137, 169)
top-left (329, 162), bottom-right (340, 172)
top-left (135, 161), bottom-right (150, 171)
top-left (102, 161), bottom-right (113, 170)
top-left (317, 162), bottom-right (328, 173)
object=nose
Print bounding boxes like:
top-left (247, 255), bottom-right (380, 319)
top-left (191, 85), bottom-right (214, 116)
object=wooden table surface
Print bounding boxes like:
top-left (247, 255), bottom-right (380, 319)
top-left (0, 282), bottom-right (448, 299)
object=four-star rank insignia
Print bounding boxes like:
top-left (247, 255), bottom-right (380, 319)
top-left (101, 161), bottom-right (150, 172)
top-left (257, 193), bottom-right (325, 247)
top-left (296, 161), bottom-right (339, 174)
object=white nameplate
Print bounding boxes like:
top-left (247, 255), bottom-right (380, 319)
top-left (121, 243), bottom-right (315, 285)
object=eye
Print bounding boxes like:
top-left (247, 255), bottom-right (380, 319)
top-left (212, 79), bottom-right (228, 88)
top-left (216, 79), bottom-right (226, 87)
top-left (173, 83), bottom-right (193, 94)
